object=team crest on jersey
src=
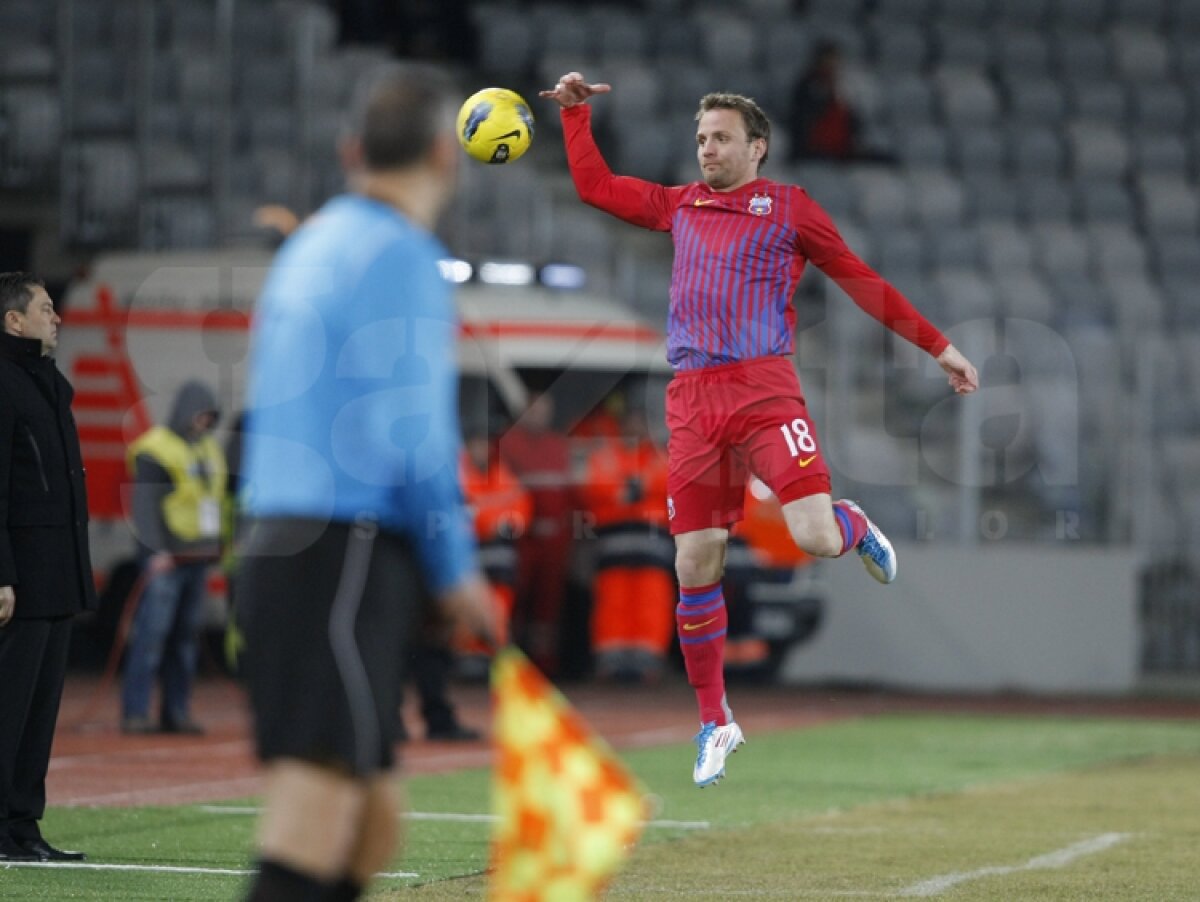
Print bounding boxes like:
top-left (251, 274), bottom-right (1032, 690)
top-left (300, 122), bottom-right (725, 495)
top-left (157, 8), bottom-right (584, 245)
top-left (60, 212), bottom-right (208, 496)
top-left (748, 194), bottom-right (773, 216)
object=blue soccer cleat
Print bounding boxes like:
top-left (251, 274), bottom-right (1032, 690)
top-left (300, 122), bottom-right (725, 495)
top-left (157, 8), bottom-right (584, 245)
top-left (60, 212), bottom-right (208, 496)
top-left (693, 720), bottom-right (745, 787)
top-left (841, 499), bottom-right (898, 584)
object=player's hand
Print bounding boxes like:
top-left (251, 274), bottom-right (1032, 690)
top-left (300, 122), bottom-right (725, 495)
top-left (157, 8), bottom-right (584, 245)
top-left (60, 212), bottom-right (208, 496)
top-left (936, 344), bottom-right (979, 395)
top-left (0, 586), bottom-right (15, 627)
top-left (539, 72), bottom-right (611, 108)
top-left (438, 573), bottom-right (501, 651)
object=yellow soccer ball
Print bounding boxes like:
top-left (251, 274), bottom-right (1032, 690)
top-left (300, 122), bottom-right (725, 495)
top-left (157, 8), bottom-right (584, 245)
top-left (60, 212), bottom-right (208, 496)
top-left (456, 87), bottom-right (534, 164)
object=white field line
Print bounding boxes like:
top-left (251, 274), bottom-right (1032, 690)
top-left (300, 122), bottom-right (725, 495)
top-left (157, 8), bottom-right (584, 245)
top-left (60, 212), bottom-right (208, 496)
top-left (63, 776), bottom-right (262, 807)
top-left (897, 832), bottom-right (1133, 897)
top-left (0, 861), bottom-right (417, 878)
top-left (196, 805), bottom-right (710, 830)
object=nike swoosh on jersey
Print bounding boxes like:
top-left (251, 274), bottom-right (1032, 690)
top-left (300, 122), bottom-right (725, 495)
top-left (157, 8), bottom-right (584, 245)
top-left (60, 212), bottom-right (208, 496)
top-left (693, 198), bottom-right (717, 206)
top-left (797, 454), bottom-right (818, 467)
top-left (682, 617), bottom-right (718, 631)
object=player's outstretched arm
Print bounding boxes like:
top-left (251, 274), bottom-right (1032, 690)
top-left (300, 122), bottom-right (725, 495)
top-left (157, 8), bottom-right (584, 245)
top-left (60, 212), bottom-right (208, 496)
top-left (539, 71), bottom-right (612, 108)
top-left (936, 344), bottom-right (979, 395)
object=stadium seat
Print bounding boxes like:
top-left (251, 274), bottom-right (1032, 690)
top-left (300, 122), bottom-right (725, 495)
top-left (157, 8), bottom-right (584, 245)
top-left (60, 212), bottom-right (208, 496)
top-left (996, 271), bottom-right (1056, 326)
top-left (872, 0), bottom-right (936, 26)
top-left (1111, 28), bottom-right (1171, 82)
top-left (1016, 175), bottom-right (1073, 222)
top-left (871, 23), bottom-right (929, 73)
top-left (143, 198), bottom-right (217, 251)
top-left (950, 125), bottom-right (1007, 173)
top-left (1130, 84), bottom-right (1189, 132)
top-left (1066, 122), bottom-right (1130, 179)
top-left (285, 2), bottom-right (338, 59)
top-left (1032, 223), bottom-right (1090, 277)
top-left (606, 64), bottom-right (661, 121)
top-left (1049, 272), bottom-right (1112, 329)
top-left (803, 0), bottom-right (866, 21)
top-left (1137, 175), bottom-right (1200, 233)
top-left (477, 9), bottom-right (537, 80)
top-left (1132, 132), bottom-right (1189, 176)
top-left (935, 68), bottom-right (1001, 124)
top-left (978, 222), bottom-right (1036, 273)
top-left (1086, 222), bottom-right (1149, 277)
top-left (761, 20), bottom-right (813, 84)
top-left (1073, 177), bottom-right (1135, 222)
top-left (0, 44), bottom-right (55, 80)
top-left (143, 142), bottom-right (207, 191)
top-left (909, 169), bottom-right (966, 227)
top-left (595, 10), bottom-right (650, 64)
top-left (795, 164), bottom-right (856, 218)
top-left (896, 124), bottom-right (949, 168)
top-left (1010, 125), bottom-right (1064, 177)
top-left (1112, 0), bottom-right (1168, 28)
top-left (869, 227), bottom-right (926, 275)
top-left (965, 173), bottom-right (1021, 222)
top-left (994, 0), bottom-right (1051, 27)
top-left (932, 24), bottom-right (992, 69)
top-left (1065, 79), bottom-right (1129, 121)
top-left (0, 86), bottom-right (59, 188)
top-left (926, 224), bottom-right (980, 270)
top-left (992, 29), bottom-right (1052, 75)
top-left (932, 267), bottom-right (998, 322)
top-left (1055, 32), bottom-right (1112, 81)
top-left (1152, 232), bottom-right (1200, 280)
top-left (1105, 274), bottom-right (1166, 333)
top-left (1048, 0), bottom-right (1110, 30)
top-left (850, 168), bottom-right (911, 227)
top-left (1004, 77), bottom-right (1068, 124)
top-left (63, 139), bottom-right (139, 246)
top-left (698, 14), bottom-right (758, 74)
top-left (882, 73), bottom-right (937, 123)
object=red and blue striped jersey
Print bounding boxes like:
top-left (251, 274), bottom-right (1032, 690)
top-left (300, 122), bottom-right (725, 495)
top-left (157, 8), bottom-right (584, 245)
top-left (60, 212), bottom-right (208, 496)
top-left (562, 105), bottom-right (948, 371)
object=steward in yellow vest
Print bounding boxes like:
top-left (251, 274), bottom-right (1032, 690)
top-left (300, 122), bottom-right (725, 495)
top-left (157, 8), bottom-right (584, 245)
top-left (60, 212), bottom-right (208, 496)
top-left (121, 381), bottom-right (225, 736)
top-left (126, 382), bottom-right (227, 559)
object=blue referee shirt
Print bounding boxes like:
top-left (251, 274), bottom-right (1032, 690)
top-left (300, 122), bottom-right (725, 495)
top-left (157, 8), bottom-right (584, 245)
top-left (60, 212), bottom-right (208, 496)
top-left (241, 194), bottom-right (477, 594)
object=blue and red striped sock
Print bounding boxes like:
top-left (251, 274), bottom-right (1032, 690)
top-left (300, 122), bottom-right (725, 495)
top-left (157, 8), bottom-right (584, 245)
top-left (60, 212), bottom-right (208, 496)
top-left (832, 500), bottom-right (869, 556)
top-left (676, 582), bottom-right (730, 726)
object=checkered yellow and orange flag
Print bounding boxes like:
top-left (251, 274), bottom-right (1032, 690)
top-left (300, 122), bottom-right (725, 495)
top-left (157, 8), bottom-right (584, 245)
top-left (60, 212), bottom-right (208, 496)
top-left (489, 647), bottom-right (648, 901)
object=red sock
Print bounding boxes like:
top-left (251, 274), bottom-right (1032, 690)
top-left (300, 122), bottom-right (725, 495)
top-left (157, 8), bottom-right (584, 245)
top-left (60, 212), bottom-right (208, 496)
top-left (832, 500), bottom-right (869, 555)
top-left (676, 582), bottom-right (730, 726)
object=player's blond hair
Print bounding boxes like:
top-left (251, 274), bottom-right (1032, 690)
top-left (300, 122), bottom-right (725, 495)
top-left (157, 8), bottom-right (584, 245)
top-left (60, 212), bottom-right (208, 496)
top-left (696, 93), bottom-right (771, 166)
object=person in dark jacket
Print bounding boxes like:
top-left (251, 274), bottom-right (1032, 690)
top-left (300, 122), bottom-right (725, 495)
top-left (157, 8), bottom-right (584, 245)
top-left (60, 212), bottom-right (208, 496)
top-left (120, 381), bottom-right (225, 735)
top-left (0, 272), bottom-right (95, 862)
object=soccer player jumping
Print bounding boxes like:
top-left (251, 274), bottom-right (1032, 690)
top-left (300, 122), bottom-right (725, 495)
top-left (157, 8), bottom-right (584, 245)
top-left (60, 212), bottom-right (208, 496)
top-left (541, 73), bottom-right (978, 787)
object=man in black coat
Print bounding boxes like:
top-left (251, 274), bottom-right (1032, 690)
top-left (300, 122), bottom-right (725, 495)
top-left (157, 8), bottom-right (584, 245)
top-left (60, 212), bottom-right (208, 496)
top-left (0, 272), bottom-right (95, 862)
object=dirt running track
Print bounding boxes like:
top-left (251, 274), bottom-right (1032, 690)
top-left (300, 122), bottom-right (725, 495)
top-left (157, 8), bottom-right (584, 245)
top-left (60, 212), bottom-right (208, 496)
top-left (48, 673), bottom-right (1200, 809)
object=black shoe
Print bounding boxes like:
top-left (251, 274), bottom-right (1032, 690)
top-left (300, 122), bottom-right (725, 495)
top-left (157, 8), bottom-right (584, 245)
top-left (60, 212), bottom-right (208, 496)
top-left (425, 722), bottom-right (482, 742)
top-left (161, 718), bottom-right (205, 736)
top-left (0, 835), bottom-right (39, 862)
top-left (19, 838), bottom-right (86, 862)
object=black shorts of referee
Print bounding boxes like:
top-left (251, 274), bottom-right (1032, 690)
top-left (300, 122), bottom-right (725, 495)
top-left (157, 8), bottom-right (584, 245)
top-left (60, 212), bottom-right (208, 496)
top-left (237, 516), bottom-right (430, 776)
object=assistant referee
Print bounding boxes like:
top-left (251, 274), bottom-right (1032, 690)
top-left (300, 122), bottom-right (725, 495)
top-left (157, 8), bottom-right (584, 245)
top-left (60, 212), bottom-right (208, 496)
top-left (236, 65), bottom-right (496, 902)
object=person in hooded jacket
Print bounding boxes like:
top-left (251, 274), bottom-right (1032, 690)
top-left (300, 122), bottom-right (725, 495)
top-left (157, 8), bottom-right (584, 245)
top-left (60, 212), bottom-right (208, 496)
top-left (120, 381), bottom-right (226, 735)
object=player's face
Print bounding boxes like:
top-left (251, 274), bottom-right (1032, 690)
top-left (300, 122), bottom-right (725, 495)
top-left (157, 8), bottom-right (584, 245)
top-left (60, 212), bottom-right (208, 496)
top-left (696, 109), bottom-right (763, 191)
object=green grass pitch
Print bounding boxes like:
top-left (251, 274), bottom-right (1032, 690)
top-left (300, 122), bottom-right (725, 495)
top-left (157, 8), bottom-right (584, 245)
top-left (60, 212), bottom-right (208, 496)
top-left (5, 714), bottom-right (1199, 900)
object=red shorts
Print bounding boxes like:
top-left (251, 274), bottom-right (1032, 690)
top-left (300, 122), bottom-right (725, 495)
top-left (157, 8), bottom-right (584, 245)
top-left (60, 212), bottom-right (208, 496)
top-left (665, 356), bottom-right (831, 535)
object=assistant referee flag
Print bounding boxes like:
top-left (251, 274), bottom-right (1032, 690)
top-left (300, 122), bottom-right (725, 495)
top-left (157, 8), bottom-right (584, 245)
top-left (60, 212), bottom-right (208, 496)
top-left (490, 647), bottom-right (647, 900)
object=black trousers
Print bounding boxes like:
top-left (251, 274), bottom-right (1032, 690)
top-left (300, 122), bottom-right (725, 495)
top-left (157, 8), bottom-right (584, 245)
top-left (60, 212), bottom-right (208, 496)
top-left (0, 616), bottom-right (72, 841)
